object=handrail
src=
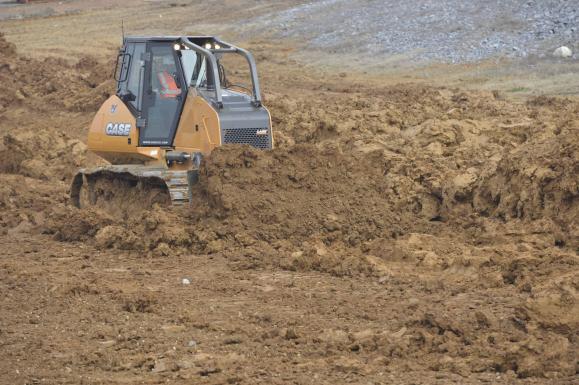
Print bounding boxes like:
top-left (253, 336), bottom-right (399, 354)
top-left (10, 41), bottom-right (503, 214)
top-left (180, 36), bottom-right (263, 109)
top-left (180, 37), bottom-right (223, 108)
top-left (214, 37), bottom-right (262, 107)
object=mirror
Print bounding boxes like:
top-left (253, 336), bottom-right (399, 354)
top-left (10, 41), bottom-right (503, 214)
top-left (114, 52), bottom-right (132, 83)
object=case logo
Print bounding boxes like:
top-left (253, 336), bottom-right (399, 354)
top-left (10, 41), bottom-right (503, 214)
top-left (256, 129), bottom-right (268, 136)
top-left (106, 123), bottom-right (131, 136)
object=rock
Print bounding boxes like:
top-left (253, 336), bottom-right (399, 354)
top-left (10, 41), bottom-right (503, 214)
top-left (453, 170), bottom-right (477, 191)
top-left (425, 141), bottom-right (444, 156)
top-left (152, 358), bottom-right (168, 373)
top-left (181, 278), bottom-right (191, 285)
top-left (223, 336), bottom-right (243, 345)
top-left (95, 225), bottom-right (124, 248)
top-left (418, 193), bottom-right (441, 220)
top-left (45, 81), bottom-right (57, 93)
top-left (206, 239), bottom-right (225, 254)
top-left (323, 214), bottom-right (341, 231)
top-left (314, 244), bottom-right (328, 256)
top-left (187, 340), bottom-right (197, 348)
top-left (291, 250), bottom-right (303, 258)
top-left (154, 242), bottom-right (172, 256)
top-left (15, 89), bottom-right (26, 101)
top-left (98, 340), bottom-right (116, 348)
top-left (553, 46), bottom-right (572, 58)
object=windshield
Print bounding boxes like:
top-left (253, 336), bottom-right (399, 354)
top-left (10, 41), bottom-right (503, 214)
top-left (179, 50), bottom-right (206, 88)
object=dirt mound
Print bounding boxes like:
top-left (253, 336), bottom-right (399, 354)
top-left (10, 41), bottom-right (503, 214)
top-left (0, 174), bottom-right (67, 236)
top-left (192, 144), bottom-right (408, 242)
top-left (0, 32), bottom-right (16, 57)
top-left (1, 32), bottom-right (578, 382)
top-left (0, 34), bottom-right (113, 116)
top-left (475, 131), bottom-right (578, 234)
top-left (0, 33), bottom-right (113, 180)
top-left (41, 204), bottom-right (194, 256)
top-left (0, 131), bottom-right (87, 180)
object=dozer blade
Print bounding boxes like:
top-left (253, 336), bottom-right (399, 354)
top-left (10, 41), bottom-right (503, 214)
top-left (70, 165), bottom-right (198, 211)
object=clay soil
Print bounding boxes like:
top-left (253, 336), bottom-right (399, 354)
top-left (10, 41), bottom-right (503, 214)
top-left (0, 2), bottom-right (578, 384)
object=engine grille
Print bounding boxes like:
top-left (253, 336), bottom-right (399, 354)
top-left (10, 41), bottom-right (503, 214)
top-left (223, 128), bottom-right (271, 150)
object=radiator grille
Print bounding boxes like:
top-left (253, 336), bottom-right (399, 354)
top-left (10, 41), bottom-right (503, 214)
top-left (223, 128), bottom-right (271, 150)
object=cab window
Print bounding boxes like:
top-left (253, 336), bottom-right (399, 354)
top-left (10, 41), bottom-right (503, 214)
top-left (126, 43), bottom-right (145, 110)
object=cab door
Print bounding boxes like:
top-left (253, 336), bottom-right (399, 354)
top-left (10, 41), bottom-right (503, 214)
top-left (116, 42), bottom-right (145, 113)
top-left (139, 43), bottom-right (187, 146)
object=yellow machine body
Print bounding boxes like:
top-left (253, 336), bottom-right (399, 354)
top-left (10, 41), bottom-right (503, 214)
top-left (71, 36), bottom-right (273, 207)
top-left (87, 93), bottom-right (226, 171)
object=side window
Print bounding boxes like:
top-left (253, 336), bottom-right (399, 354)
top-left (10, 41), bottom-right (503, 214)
top-left (126, 43), bottom-right (145, 110)
top-left (179, 50), bottom-right (198, 87)
top-left (192, 56), bottom-right (207, 88)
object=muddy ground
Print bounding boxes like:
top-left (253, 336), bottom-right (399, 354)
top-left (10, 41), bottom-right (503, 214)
top-left (0, 1), bottom-right (578, 384)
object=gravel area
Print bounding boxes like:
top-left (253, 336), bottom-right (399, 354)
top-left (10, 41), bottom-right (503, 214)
top-left (246, 0), bottom-right (579, 63)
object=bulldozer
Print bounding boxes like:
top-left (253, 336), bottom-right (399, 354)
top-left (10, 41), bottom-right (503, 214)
top-left (70, 36), bottom-right (273, 209)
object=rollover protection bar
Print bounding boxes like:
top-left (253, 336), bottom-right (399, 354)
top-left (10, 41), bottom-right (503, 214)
top-left (180, 36), bottom-right (263, 109)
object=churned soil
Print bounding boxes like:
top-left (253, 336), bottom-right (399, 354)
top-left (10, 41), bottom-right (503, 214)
top-left (0, 19), bottom-right (578, 385)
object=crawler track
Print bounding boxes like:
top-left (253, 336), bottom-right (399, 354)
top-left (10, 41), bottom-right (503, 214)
top-left (70, 166), bottom-right (197, 215)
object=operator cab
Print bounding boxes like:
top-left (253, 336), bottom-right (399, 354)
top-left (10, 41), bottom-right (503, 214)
top-left (114, 36), bottom-right (267, 148)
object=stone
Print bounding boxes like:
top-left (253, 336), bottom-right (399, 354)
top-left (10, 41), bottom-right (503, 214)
top-left (152, 358), bottom-right (170, 373)
top-left (553, 46), bottom-right (572, 58)
top-left (15, 89), bottom-right (26, 101)
top-left (154, 242), bottom-right (172, 256)
top-left (291, 250), bottom-right (303, 258)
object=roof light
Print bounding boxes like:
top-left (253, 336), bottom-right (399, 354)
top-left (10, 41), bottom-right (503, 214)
top-left (214, 44), bottom-right (221, 49)
top-left (204, 43), bottom-right (212, 50)
top-left (173, 43), bottom-right (181, 51)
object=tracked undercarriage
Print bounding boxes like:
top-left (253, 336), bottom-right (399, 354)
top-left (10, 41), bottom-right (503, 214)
top-left (71, 166), bottom-right (198, 211)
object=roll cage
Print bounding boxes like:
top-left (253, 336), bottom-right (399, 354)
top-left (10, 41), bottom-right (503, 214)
top-left (115, 36), bottom-right (263, 110)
